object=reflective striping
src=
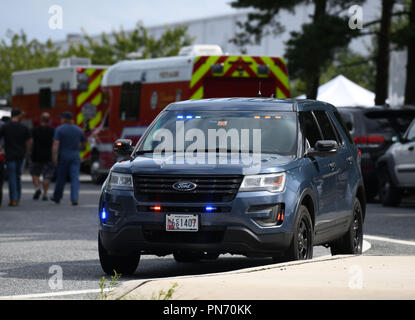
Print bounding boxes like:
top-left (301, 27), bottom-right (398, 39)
top-left (190, 56), bottom-right (221, 88)
top-left (91, 92), bottom-right (102, 107)
top-left (76, 70), bottom-right (105, 107)
top-left (77, 112), bottom-right (84, 125)
top-left (189, 55), bottom-right (290, 100)
top-left (88, 110), bottom-right (102, 130)
top-left (190, 86), bottom-right (204, 100)
top-left (80, 143), bottom-right (91, 159)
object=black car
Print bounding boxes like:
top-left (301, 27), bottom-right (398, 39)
top-left (337, 107), bottom-right (415, 201)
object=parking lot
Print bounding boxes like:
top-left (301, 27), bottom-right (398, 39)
top-left (0, 177), bottom-right (414, 300)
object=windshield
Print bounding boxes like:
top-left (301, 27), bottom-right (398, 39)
top-left (137, 110), bottom-right (298, 156)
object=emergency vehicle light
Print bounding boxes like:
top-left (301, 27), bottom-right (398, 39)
top-left (205, 206), bottom-right (216, 212)
top-left (177, 115), bottom-right (184, 119)
top-left (101, 208), bottom-right (107, 221)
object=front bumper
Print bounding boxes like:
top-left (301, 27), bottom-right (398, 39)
top-left (99, 186), bottom-right (298, 257)
top-left (99, 225), bottom-right (293, 257)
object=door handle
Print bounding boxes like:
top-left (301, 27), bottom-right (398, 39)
top-left (328, 162), bottom-right (336, 170)
top-left (346, 156), bottom-right (353, 164)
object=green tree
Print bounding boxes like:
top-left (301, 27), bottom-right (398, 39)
top-left (230, 0), bottom-right (364, 99)
top-left (0, 30), bottom-right (59, 98)
top-left (0, 24), bottom-right (194, 98)
top-left (391, 0), bottom-right (415, 104)
top-left (63, 23), bottom-right (194, 65)
top-left (320, 49), bottom-right (376, 91)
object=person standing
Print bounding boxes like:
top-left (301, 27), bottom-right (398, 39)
top-left (51, 111), bottom-right (86, 205)
top-left (0, 117), bottom-right (6, 206)
top-left (30, 112), bottom-right (55, 201)
top-left (0, 109), bottom-right (32, 207)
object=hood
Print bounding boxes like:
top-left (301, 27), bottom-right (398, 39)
top-left (112, 152), bottom-right (299, 175)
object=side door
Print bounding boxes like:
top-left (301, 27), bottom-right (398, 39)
top-left (394, 121), bottom-right (415, 186)
top-left (315, 110), bottom-right (354, 223)
top-left (312, 110), bottom-right (345, 229)
top-left (299, 111), bottom-right (337, 234)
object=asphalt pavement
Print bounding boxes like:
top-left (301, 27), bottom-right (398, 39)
top-left (0, 175), bottom-right (414, 300)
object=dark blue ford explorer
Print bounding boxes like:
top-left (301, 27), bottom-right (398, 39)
top-left (98, 98), bottom-right (366, 275)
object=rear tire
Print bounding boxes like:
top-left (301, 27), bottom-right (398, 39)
top-left (278, 205), bottom-right (313, 262)
top-left (98, 234), bottom-right (140, 276)
top-left (378, 166), bottom-right (401, 207)
top-left (330, 198), bottom-right (363, 255)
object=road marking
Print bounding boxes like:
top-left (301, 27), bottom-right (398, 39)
top-left (362, 239), bottom-right (371, 252)
top-left (364, 235), bottom-right (415, 247)
top-left (0, 288), bottom-right (109, 300)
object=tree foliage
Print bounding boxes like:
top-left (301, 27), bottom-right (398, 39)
top-left (0, 23), bottom-right (194, 98)
top-left (0, 30), bottom-right (59, 97)
top-left (230, 0), bottom-right (364, 99)
top-left (64, 23), bottom-right (194, 65)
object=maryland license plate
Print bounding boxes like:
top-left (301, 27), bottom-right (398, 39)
top-left (166, 214), bottom-right (199, 232)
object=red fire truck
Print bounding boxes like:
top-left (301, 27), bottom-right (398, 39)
top-left (11, 58), bottom-right (108, 170)
top-left (90, 45), bottom-right (291, 183)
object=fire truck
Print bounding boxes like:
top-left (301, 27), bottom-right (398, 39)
top-left (11, 57), bottom-right (108, 170)
top-left (90, 45), bottom-right (291, 183)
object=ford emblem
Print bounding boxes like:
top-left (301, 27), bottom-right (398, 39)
top-left (172, 181), bottom-right (197, 192)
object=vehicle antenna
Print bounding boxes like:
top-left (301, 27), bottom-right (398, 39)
top-left (257, 82), bottom-right (262, 97)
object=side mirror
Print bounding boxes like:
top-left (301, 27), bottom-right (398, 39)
top-left (306, 140), bottom-right (338, 158)
top-left (113, 139), bottom-right (134, 159)
top-left (346, 121), bottom-right (353, 132)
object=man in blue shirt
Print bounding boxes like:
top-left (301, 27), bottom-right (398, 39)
top-left (51, 111), bottom-right (86, 205)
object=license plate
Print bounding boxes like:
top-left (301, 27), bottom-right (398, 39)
top-left (166, 214), bottom-right (199, 232)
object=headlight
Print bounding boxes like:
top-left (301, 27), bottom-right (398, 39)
top-left (107, 172), bottom-right (133, 190)
top-left (239, 172), bottom-right (286, 193)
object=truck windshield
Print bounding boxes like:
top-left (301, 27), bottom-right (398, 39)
top-left (137, 111), bottom-right (298, 156)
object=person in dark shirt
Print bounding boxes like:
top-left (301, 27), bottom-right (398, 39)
top-left (51, 111), bottom-right (86, 205)
top-left (30, 112), bottom-right (55, 201)
top-left (0, 109), bottom-right (32, 206)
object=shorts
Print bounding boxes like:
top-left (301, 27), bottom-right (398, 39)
top-left (30, 162), bottom-right (55, 180)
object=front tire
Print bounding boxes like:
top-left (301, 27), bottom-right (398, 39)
top-left (98, 234), bottom-right (140, 276)
top-left (330, 198), bottom-right (363, 255)
top-left (280, 205), bottom-right (313, 262)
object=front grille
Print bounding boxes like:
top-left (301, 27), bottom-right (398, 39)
top-left (133, 174), bottom-right (243, 203)
top-left (137, 205), bottom-right (232, 213)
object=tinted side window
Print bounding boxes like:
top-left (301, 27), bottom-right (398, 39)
top-left (313, 110), bottom-right (339, 142)
top-left (299, 111), bottom-right (323, 149)
top-left (39, 88), bottom-right (51, 109)
top-left (408, 122), bottom-right (415, 141)
top-left (334, 111), bottom-right (354, 144)
top-left (119, 81), bottom-right (141, 121)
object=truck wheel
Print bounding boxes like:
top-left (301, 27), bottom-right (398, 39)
top-left (378, 167), bottom-right (401, 207)
top-left (330, 198), bottom-right (363, 255)
top-left (281, 205), bottom-right (313, 262)
top-left (98, 235), bottom-right (140, 276)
